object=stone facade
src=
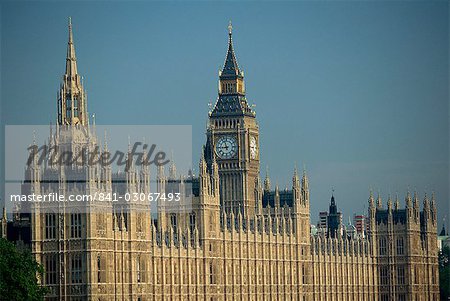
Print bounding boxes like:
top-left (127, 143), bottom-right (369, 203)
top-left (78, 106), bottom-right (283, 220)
top-left (11, 19), bottom-right (441, 301)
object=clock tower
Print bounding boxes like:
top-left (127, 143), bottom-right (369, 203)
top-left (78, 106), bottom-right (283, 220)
top-left (205, 22), bottom-right (260, 215)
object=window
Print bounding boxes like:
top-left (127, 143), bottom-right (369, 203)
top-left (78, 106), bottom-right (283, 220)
top-left (380, 266), bottom-right (389, 286)
top-left (302, 266), bottom-right (307, 284)
top-left (398, 294), bottom-right (406, 301)
top-left (45, 254), bottom-right (57, 285)
top-left (432, 266), bottom-right (436, 284)
top-left (45, 213), bottom-right (56, 239)
top-left (380, 294), bottom-right (389, 301)
top-left (97, 254), bottom-right (106, 283)
top-left (209, 263), bottom-right (215, 284)
top-left (397, 266), bottom-right (405, 285)
top-left (71, 213), bottom-right (82, 238)
top-left (71, 254), bottom-right (82, 284)
top-left (170, 214), bottom-right (177, 230)
top-left (136, 213), bottom-right (143, 232)
top-left (396, 237), bottom-right (404, 255)
top-left (97, 213), bottom-right (105, 231)
top-left (137, 256), bottom-right (141, 283)
top-left (379, 237), bottom-right (387, 255)
top-left (189, 213), bottom-right (196, 234)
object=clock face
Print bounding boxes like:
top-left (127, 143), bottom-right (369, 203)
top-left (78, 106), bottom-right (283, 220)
top-left (215, 136), bottom-right (238, 159)
top-left (250, 136), bottom-right (258, 159)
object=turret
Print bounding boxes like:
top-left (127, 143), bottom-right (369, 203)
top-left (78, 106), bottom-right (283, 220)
top-left (139, 142), bottom-right (150, 195)
top-left (1, 207), bottom-right (7, 238)
top-left (367, 190), bottom-right (377, 252)
top-left (292, 166), bottom-right (301, 207)
top-left (274, 185), bottom-right (280, 208)
top-left (254, 176), bottom-right (263, 214)
top-left (264, 167), bottom-right (271, 191)
top-left (211, 156), bottom-right (219, 197)
top-left (156, 165), bottom-right (166, 230)
top-left (387, 195), bottom-right (393, 214)
top-left (169, 158), bottom-right (177, 180)
top-left (423, 193), bottom-right (430, 219)
top-left (394, 194), bottom-right (400, 211)
top-left (301, 168), bottom-right (309, 204)
top-left (368, 190), bottom-right (376, 223)
top-left (430, 192), bottom-right (437, 226)
top-left (199, 151), bottom-right (209, 196)
top-left (376, 193), bottom-right (382, 209)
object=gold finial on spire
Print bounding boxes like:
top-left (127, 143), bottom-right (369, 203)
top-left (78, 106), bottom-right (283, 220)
top-left (228, 20), bottom-right (233, 35)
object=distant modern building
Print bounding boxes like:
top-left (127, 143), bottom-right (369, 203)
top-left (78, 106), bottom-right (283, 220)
top-left (318, 211), bottom-right (328, 229)
top-left (354, 214), bottom-right (366, 237)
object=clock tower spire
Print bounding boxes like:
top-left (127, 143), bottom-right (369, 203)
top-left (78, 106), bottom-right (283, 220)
top-left (205, 22), bottom-right (260, 215)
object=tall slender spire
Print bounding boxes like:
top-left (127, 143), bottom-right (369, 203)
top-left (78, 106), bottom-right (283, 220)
top-left (58, 17), bottom-right (88, 126)
top-left (264, 166), bottom-right (271, 191)
top-left (66, 17), bottom-right (78, 78)
top-left (220, 21), bottom-right (242, 78)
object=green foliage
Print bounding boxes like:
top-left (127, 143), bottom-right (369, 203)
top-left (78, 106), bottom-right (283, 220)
top-left (440, 245), bottom-right (450, 300)
top-left (0, 238), bottom-right (47, 301)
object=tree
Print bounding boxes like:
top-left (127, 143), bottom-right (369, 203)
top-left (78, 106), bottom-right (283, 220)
top-left (0, 238), bottom-right (47, 300)
top-left (440, 245), bottom-right (450, 300)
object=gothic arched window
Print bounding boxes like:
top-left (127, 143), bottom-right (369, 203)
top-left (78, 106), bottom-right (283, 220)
top-left (45, 254), bottom-right (57, 285)
top-left (45, 213), bottom-right (56, 239)
top-left (71, 254), bottom-right (82, 284)
top-left (70, 212), bottom-right (82, 238)
top-left (379, 237), bottom-right (387, 255)
top-left (396, 237), bottom-right (404, 255)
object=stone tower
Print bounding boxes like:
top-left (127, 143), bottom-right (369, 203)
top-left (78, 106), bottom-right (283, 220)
top-left (205, 22), bottom-right (260, 215)
top-left (58, 17), bottom-right (88, 126)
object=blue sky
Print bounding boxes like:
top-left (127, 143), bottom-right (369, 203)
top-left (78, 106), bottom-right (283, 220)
top-left (1, 1), bottom-right (449, 226)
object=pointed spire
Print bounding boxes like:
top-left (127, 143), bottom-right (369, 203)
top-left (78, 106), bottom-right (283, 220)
top-left (220, 21), bottom-right (242, 78)
top-left (293, 163), bottom-right (300, 186)
top-left (301, 167), bottom-right (309, 190)
top-left (264, 166), bottom-right (271, 191)
top-left (368, 189), bottom-right (375, 208)
top-left (66, 17), bottom-right (78, 77)
top-left (405, 189), bottom-right (412, 208)
top-left (169, 150), bottom-right (177, 179)
top-left (199, 148), bottom-right (207, 175)
top-left (431, 191), bottom-right (436, 208)
top-left (413, 190), bottom-right (419, 209)
top-left (394, 193), bottom-right (399, 210)
top-left (423, 192), bottom-right (430, 211)
top-left (376, 192), bottom-right (382, 209)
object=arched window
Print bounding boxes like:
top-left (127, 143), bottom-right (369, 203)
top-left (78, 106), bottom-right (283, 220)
top-left (396, 237), bottom-right (404, 255)
top-left (70, 213), bottom-right (82, 238)
top-left (379, 237), bottom-right (387, 255)
top-left (136, 256), bottom-right (141, 283)
top-left (71, 254), bottom-right (82, 284)
top-left (45, 213), bottom-right (56, 239)
top-left (45, 254), bottom-right (57, 285)
top-left (209, 263), bottom-right (215, 284)
top-left (189, 213), bottom-right (196, 234)
top-left (97, 254), bottom-right (102, 283)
